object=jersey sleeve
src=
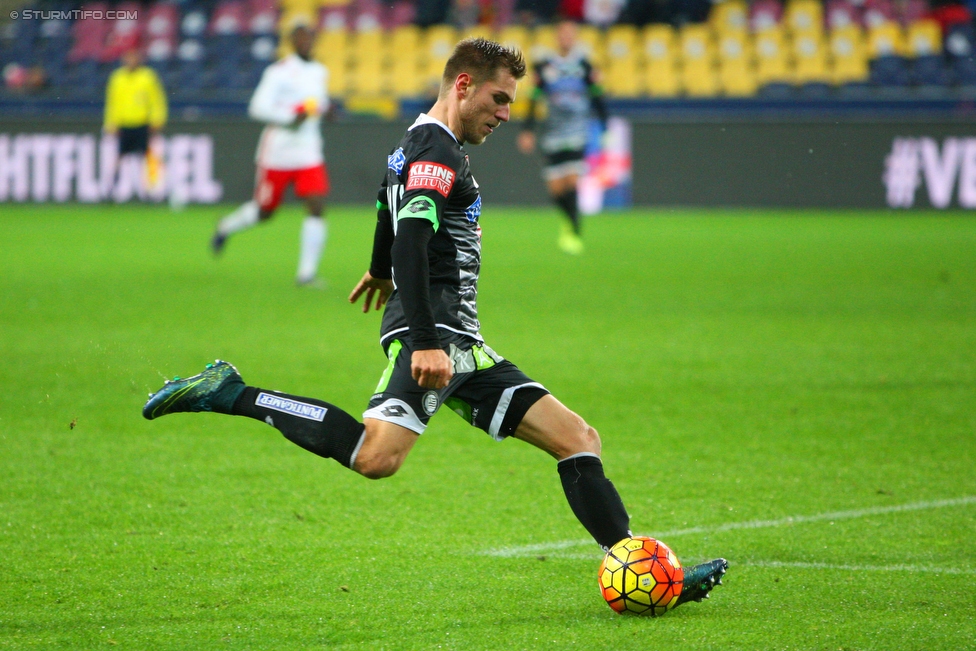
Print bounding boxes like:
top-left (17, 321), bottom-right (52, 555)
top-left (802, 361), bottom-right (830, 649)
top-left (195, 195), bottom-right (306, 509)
top-left (395, 133), bottom-right (461, 233)
top-left (369, 177), bottom-right (394, 280)
top-left (247, 65), bottom-right (296, 126)
top-left (389, 130), bottom-right (463, 350)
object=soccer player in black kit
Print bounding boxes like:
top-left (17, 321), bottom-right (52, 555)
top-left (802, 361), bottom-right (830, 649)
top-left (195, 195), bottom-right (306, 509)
top-left (142, 37), bottom-right (726, 607)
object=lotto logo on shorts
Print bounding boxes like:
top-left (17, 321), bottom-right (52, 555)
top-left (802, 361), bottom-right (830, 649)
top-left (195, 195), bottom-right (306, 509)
top-left (256, 392), bottom-right (327, 421)
top-left (406, 161), bottom-right (455, 197)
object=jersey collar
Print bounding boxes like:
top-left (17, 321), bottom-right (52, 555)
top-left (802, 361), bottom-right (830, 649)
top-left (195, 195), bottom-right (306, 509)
top-left (409, 113), bottom-right (458, 143)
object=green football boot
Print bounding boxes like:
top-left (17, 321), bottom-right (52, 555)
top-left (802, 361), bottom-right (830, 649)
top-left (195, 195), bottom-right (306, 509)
top-left (675, 558), bottom-right (728, 606)
top-left (142, 360), bottom-right (245, 420)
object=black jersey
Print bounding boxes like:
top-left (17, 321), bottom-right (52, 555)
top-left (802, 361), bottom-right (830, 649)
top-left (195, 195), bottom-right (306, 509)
top-left (369, 114), bottom-right (484, 350)
top-left (529, 52), bottom-right (607, 154)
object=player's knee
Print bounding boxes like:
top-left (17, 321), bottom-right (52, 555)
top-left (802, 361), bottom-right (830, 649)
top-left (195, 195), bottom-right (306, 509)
top-left (580, 424), bottom-right (602, 456)
top-left (354, 450), bottom-right (403, 480)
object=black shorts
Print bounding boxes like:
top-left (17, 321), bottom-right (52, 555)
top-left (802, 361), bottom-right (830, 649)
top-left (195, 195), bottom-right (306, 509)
top-left (544, 148), bottom-right (586, 180)
top-left (364, 333), bottom-right (549, 439)
top-left (118, 126), bottom-right (150, 155)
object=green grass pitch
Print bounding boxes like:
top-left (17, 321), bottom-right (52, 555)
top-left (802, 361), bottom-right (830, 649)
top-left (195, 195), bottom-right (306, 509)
top-left (1, 203), bottom-right (975, 650)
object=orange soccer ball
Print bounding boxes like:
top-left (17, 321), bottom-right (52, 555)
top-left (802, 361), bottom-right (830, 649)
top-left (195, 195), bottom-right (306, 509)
top-left (598, 536), bottom-right (684, 616)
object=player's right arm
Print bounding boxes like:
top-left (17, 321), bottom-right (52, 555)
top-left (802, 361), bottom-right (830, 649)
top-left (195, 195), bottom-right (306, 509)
top-left (391, 134), bottom-right (460, 389)
top-left (518, 62), bottom-right (546, 154)
top-left (247, 65), bottom-right (302, 127)
top-left (103, 70), bottom-right (120, 134)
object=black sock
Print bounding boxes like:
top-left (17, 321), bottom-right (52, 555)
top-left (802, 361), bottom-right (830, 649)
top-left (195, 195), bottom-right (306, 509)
top-left (232, 386), bottom-right (365, 468)
top-left (554, 189), bottom-right (580, 234)
top-left (558, 454), bottom-right (631, 551)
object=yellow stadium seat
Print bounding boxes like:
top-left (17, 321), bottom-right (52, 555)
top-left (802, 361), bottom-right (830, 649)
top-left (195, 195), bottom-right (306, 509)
top-left (754, 26), bottom-right (792, 86)
top-left (604, 25), bottom-right (641, 96)
top-left (351, 29), bottom-right (384, 58)
top-left (531, 24), bottom-right (557, 60)
top-left (348, 60), bottom-right (386, 95)
top-left (710, 0), bottom-right (749, 34)
top-left (785, 0), bottom-right (823, 36)
top-left (643, 24), bottom-right (680, 96)
top-left (279, 0), bottom-right (318, 13)
top-left (829, 25), bottom-right (868, 83)
top-left (867, 21), bottom-right (906, 57)
top-left (717, 32), bottom-right (757, 96)
top-left (497, 25), bottom-right (531, 52)
top-left (319, 0), bottom-right (350, 6)
top-left (792, 32), bottom-right (829, 83)
top-left (460, 24), bottom-right (494, 42)
top-left (906, 19), bottom-right (942, 56)
top-left (576, 24), bottom-right (605, 68)
top-left (679, 24), bottom-right (718, 96)
top-left (313, 28), bottom-right (347, 67)
top-left (425, 24), bottom-right (459, 66)
top-left (390, 24), bottom-right (421, 54)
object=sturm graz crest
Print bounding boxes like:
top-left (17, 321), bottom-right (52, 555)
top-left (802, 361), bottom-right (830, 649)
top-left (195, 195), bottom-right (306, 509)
top-left (388, 148), bottom-right (406, 175)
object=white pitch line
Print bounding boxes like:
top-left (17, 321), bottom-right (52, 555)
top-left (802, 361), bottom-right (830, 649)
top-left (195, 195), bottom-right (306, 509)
top-left (483, 495), bottom-right (976, 558)
top-left (740, 560), bottom-right (976, 575)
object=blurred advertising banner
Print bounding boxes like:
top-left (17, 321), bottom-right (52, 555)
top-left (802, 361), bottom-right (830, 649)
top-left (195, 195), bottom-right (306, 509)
top-left (884, 137), bottom-right (976, 209)
top-left (0, 133), bottom-right (222, 204)
top-left (579, 117), bottom-right (632, 215)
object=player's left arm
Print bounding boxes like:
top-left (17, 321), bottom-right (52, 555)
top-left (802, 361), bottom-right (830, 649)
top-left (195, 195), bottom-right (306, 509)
top-left (147, 69), bottom-right (168, 132)
top-left (350, 189), bottom-right (395, 313)
top-left (583, 59), bottom-right (609, 131)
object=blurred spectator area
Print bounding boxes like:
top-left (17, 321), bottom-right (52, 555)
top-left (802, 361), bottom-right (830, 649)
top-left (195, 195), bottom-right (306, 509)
top-left (1, 0), bottom-right (975, 116)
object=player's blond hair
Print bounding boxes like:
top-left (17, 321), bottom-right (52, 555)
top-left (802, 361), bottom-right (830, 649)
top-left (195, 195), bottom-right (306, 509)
top-left (440, 38), bottom-right (526, 97)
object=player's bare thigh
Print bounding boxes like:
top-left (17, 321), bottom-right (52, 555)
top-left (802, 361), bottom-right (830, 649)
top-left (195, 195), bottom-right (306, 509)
top-left (513, 394), bottom-right (601, 460)
top-left (354, 418), bottom-right (419, 479)
top-left (546, 174), bottom-right (578, 196)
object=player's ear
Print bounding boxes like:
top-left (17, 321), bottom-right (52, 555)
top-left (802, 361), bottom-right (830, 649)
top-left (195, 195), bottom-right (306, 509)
top-left (455, 72), bottom-right (472, 98)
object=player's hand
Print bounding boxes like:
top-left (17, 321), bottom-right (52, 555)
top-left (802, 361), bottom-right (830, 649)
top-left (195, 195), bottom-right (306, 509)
top-left (411, 349), bottom-right (453, 389)
top-left (517, 130), bottom-right (535, 155)
top-left (349, 271), bottom-right (393, 313)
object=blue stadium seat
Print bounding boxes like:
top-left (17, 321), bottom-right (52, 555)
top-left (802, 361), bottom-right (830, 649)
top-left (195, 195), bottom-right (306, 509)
top-left (953, 56), bottom-right (976, 85)
top-left (870, 55), bottom-right (911, 86)
top-left (912, 54), bottom-right (953, 86)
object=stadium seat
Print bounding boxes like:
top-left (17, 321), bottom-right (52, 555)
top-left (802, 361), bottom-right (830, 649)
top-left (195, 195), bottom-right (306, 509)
top-left (387, 1), bottom-right (416, 28)
top-left (496, 25), bottom-right (531, 53)
top-left (870, 54), bottom-right (911, 85)
top-left (576, 24), bottom-right (606, 69)
top-left (862, 0), bottom-right (897, 29)
top-left (867, 21), bottom-right (906, 57)
top-left (944, 22), bottom-right (975, 60)
top-left (754, 26), bottom-right (793, 87)
top-left (792, 33), bottom-right (830, 85)
top-left (717, 31), bottom-right (758, 96)
top-left (351, 0), bottom-right (385, 32)
top-left (420, 25), bottom-right (458, 94)
top-left (210, 1), bottom-right (246, 35)
top-left (347, 32), bottom-right (387, 96)
top-left (679, 24), bottom-right (719, 96)
top-left (825, 0), bottom-right (861, 30)
top-left (750, 0), bottom-right (783, 32)
top-left (603, 25), bottom-right (643, 97)
top-left (900, 0), bottom-right (930, 25)
top-left (642, 24), bottom-right (680, 97)
top-left (313, 29), bottom-right (348, 95)
top-left (460, 25), bottom-right (494, 43)
top-left (531, 24), bottom-right (558, 61)
top-left (710, 0), bottom-right (749, 34)
top-left (830, 25), bottom-right (869, 84)
top-left (68, 1), bottom-right (110, 63)
top-left (248, 0), bottom-right (279, 35)
top-left (180, 10), bottom-right (208, 39)
top-left (785, 0), bottom-right (824, 36)
top-left (912, 54), bottom-right (953, 86)
top-left (906, 19), bottom-right (943, 57)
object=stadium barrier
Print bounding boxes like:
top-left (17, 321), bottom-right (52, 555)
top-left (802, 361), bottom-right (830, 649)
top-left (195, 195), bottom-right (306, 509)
top-left (1, 118), bottom-right (975, 209)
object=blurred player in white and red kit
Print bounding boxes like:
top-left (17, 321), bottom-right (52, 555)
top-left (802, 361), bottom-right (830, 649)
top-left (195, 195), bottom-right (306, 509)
top-left (212, 24), bottom-right (331, 287)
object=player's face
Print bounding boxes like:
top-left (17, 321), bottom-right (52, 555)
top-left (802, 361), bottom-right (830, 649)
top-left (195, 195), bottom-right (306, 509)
top-left (556, 21), bottom-right (577, 54)
top-left (458, 70), bottom-right (517, 146)
top-left (292, 26), bottom-right (314, 60)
